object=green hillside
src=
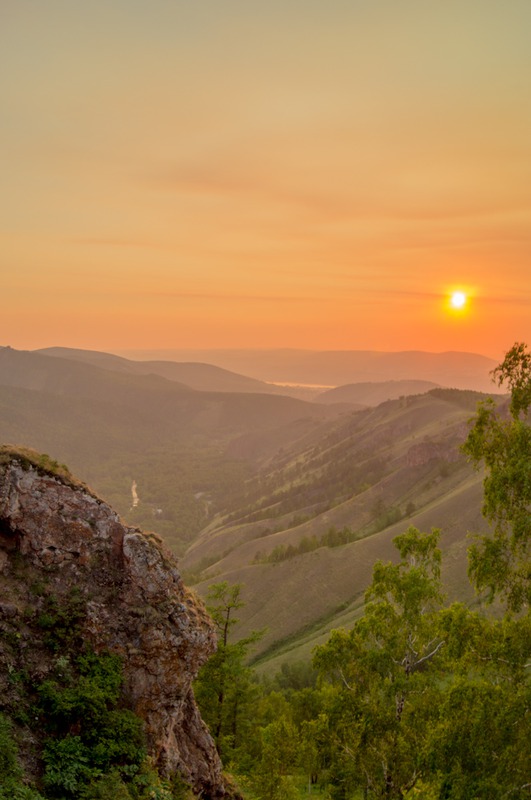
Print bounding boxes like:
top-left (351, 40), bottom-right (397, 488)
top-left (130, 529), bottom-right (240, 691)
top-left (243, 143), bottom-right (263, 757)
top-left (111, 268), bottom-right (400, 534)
top-left (184, 389), bottom-right (496, 667)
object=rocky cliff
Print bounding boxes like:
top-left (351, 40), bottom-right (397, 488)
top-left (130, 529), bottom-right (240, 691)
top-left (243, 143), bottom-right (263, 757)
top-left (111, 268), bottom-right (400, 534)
top-left (0, 447), bottom-right (232, 798)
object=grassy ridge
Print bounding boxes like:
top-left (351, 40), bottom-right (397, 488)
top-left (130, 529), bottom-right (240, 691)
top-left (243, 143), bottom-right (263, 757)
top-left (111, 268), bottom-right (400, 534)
top-left (186, 390), bottom-right (492, 667)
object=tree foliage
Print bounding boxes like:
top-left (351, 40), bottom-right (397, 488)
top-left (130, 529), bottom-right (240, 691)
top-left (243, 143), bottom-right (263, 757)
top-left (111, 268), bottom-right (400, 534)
top-left (313, 527), bottom-right (446, 799)
top-left (194, 582), bottom-right (263, 765)
top-left (463, 341), bottom-right (531, 610)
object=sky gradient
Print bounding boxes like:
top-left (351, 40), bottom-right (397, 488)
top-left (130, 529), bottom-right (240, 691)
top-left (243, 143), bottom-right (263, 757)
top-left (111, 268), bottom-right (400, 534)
top-left (2, 1), bottom-right (531, 359)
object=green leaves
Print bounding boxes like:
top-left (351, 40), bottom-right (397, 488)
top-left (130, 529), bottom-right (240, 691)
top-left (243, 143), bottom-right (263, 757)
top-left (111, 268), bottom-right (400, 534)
top-left (194, 582), bottom-right (264, 766)
top-left (492, 341), bottom-right (531, 419)
top-left (313, 513), bottom-right (531, 799)
top-left (35, 651), bottom-right (146, 797)
top-left (314, 528), bottom-right (447, 799)
top-left (0, 712), bottom-right (22, 785)
top-left (43, 736), bottom-right (99, 795)
top-left (203, 581), bottom-right (245, 647)
top-left (368, 543), bottom-right (442, 640)
top-left (463, 343), bottom-right (531, 610)
top-left (427, 674), bottom-right (530, 799)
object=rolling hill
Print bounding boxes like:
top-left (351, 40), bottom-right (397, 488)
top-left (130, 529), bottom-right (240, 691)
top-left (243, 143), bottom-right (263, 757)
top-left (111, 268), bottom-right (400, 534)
top-left (315, 379), bottom-right (439, 406)
top-left (36, 346), bottom-right (285, 394)
top-left (182, 388), bottom-right (497, 670)
top-left (0, 347), bottom-right (338, 435)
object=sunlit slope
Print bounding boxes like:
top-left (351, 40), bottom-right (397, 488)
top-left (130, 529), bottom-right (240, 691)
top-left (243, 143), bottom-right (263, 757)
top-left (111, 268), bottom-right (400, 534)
top-left (185, 390), bottom-right (494, 666)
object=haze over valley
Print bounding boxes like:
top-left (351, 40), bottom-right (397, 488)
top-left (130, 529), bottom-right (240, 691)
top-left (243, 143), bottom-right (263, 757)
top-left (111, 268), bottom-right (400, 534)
top-left (0, 344), bottom-right (501, 666)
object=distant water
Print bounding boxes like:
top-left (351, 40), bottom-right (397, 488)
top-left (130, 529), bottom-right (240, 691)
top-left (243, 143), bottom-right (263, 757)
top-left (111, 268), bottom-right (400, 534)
top-left (269, 381), bottom-right (335, 389)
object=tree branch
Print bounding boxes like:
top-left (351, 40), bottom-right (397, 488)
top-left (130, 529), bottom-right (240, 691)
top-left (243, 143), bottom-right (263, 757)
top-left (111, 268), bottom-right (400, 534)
top-left (411, 640), bottom-right (445, 671)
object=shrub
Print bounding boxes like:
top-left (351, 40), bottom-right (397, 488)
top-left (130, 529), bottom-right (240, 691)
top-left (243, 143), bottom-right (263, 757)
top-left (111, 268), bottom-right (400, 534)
top-left (0, 713), bottom-right (46, 799)
top-left (43, 735), bottom-right (99, 795)
top-left (37, 650), bottom-right (146, 795)
top-left (0, 712), bottom-right (20, 781)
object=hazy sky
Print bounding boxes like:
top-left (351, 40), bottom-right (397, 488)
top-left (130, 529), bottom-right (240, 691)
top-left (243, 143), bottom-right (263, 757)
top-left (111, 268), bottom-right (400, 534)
top-left (2, 1), bottom-right (531, 358)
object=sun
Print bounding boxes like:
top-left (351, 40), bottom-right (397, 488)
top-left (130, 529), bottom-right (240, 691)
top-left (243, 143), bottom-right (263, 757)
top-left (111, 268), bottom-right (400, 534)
top-left (450, 290), bottom-right (467, 310)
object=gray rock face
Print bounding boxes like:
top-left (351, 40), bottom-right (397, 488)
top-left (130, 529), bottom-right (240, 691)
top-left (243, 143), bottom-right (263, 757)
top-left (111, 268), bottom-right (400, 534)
top-left (0, 451), bottom-right (229, 797)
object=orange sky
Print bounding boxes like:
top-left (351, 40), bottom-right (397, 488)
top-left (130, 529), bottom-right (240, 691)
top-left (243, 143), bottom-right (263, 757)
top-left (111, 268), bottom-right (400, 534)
top-left (2, 1), bottom-right (531, 359)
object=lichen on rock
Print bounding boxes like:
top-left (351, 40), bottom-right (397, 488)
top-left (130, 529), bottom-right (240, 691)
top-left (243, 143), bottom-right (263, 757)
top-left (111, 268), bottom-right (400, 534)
top-left (0, 446), bottom-right (233, 798)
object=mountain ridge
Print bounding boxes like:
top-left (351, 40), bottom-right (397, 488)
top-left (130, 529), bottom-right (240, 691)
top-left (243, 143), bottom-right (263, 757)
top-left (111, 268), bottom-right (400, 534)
top-left (117, 347), bottom-right (498, 392)
top-left (315, 379), bottom-right (440, 406)
top-left (36, 346), bottom-right (284, 395)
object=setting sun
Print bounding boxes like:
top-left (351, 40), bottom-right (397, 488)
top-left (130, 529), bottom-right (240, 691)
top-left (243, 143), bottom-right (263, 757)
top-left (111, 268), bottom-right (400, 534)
top-left (450, 291), bottom-right (467, 310)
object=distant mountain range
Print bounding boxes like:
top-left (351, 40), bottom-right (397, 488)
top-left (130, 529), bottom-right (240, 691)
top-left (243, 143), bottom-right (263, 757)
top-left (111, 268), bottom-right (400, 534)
top-left (118, 347), bottom-right (499, 393)
top-left (35, 348), bottom-right (456, 406)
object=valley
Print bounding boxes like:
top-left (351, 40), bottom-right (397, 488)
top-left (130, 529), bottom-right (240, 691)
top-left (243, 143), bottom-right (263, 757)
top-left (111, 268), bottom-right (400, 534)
top-left (0, 345), bottom-right (501, 670)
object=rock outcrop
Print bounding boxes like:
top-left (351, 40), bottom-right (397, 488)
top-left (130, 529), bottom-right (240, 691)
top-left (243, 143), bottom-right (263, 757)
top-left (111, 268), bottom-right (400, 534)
top-left (0, 447), bottom-right (230, 798)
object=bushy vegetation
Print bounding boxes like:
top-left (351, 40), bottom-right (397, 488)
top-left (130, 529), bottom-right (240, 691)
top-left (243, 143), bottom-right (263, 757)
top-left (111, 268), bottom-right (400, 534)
top-left (0, 651), bottom-right (195, 799)
top-left (254, 526), bottom-right (360, 564)
top-left (197, 533), bottom-right (530, 799)
top-left (0, 652), bottom-right (193, 799)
